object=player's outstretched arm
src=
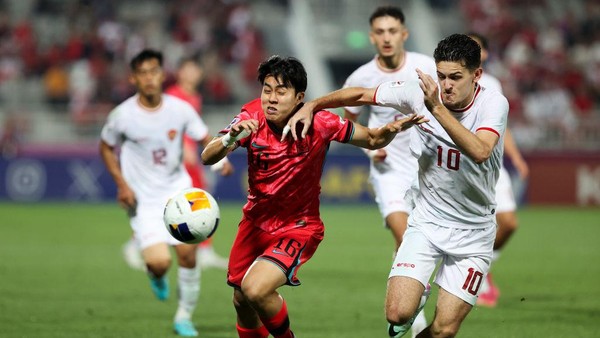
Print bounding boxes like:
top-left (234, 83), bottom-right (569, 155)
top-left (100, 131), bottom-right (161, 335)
top-left (348, 114), bottom-right (429, 149)
top-left (284, 87), bottom-right (377, 141)
top-left (201, 119), bottom-right (258, 165)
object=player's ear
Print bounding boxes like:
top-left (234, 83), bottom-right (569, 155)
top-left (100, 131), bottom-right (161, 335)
top-left (402, 27), bottom-right (409, 42)
top-left (296, 91), bottom-right (305, 102)
top-left (128, 73), bottom-right (136, 85)
top-left (473, 67), bottom-right (483, 83)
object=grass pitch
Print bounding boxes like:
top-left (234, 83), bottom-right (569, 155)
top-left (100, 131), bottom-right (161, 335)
top-left (0, 203), bottom-right (598, 337)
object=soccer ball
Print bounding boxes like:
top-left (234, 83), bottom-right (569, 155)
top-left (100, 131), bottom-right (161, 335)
top-left (163, 188), bottom-right (220, 244)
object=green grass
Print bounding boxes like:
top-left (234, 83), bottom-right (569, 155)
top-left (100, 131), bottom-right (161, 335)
top-left (0, 203), bottom-right (599, 337)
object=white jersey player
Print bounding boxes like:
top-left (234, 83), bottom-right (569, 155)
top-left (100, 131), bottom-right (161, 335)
top-left (101, 93), bottom-right (208, 247)
top-left (287, 34), bottom-right (508, 338)
top-left (344, 52), bottom-right (436, 221)
top-left (99, 49), bottom-right (231, 337)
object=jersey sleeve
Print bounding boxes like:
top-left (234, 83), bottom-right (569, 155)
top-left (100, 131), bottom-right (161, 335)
top-left (219, 110), bottom-right (254, 148)
top-left (374, 80), bottom-right (423, 113)
top-left (100, 107), bottom-right (122, 146)
top-left (342, 71), bottom-right (363, 115)
top-left (314, 110), bottom-right (354, 143)
top-left (183, 103), bottom-right (209, 141)
top-left (477, 93), bottom-right (509, 139)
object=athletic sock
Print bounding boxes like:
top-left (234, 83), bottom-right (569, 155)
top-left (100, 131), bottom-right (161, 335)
top-left (260, 299), bottom-right (294, 338)
top-left (236, 323), bottom-right (269, 338)
top-left (174, 266), bottom-right (201, 321)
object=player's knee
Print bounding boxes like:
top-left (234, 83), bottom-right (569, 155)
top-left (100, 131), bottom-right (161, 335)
top-left (233, 289), bottom-right (249, 308)
top-left (385, 303), bottom-right (414, 325)
top-left (240, 281), bottom-right (270, 306)
top-left (146, 256), bottom-right (170, 273)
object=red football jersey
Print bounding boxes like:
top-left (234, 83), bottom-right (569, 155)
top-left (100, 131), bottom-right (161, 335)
top-left (223, 98), bottom-right (354, 233)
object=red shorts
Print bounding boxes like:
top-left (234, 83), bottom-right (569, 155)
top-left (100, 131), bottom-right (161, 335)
top-left (227, 217), bottom-right (324, 288)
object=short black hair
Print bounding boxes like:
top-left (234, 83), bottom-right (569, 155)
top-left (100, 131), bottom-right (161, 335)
top-left (257, 55), bottom-right (307, 93)
top-left (369, 6), bottom-right (405, 25)
top-left (130, 49), bottom-right (163, 71)
top-left (467, 32), bottom-right (488, 50)
top-left (433, 34), bottom-right (481, 71)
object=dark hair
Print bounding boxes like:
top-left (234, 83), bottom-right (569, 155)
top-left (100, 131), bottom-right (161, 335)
top-left (257, 55), bottom-right (307, 93)
top-left (130, 49), bottom-right (163, 71)
top-left (369, 6), bottom-right (405, 25)
top-left (466, 32), bottom-right (488, 50)
top-left (177, 55), bottom-right (201, 69)
top-left (433, 34), bottom-right (481, 71)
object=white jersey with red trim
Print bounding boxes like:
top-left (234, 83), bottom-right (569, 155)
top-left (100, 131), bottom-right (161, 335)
top-left (100, 94), bottom-right (209, 205)
top-left (343, 53), bottom-right (436, 174)
top-left (375, 80), bottom-right (508, 228)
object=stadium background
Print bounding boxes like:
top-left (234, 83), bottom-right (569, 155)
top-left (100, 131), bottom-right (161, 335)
top-left (0, 0), bottom-right (599, 206)
top-left (0, 1), bottom-right (599, 338)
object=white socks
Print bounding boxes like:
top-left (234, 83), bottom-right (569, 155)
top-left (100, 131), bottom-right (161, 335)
top-left (174, 266), bottom-right (201, 321)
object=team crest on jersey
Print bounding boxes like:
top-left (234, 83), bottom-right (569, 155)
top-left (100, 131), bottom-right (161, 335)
top-left (389, 81), bottom-right (405, 87)
top-left (168, 129), bottom-right (177, 140)
top-left (225, 117), bottom-right (240, 131)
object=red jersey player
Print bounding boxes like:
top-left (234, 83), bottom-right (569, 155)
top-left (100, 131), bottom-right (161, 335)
top-left (201, 55), bottom-right (427, 338)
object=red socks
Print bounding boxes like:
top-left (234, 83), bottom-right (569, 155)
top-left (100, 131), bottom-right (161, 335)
top-left (260, 300), bottom-right (294, 338)
top-left (236, 323), bottom-right (269, 338)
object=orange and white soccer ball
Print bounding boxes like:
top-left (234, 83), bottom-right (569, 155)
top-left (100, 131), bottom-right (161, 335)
top-left (163, 188), bottom-right (220, 244)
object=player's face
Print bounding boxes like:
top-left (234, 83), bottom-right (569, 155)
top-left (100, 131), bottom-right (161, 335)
top-left (436, 61), bottom-right (482, 110)
top-left (369, 16), bottom-right (408, 59)
top-left (261, 75), bottom-right (304, 128)
top-left (178, 61), bottom-right (203, 87)
top-left (130, 58), bottom-right (165, 97)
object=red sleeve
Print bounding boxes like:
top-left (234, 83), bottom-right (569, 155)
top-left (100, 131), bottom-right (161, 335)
top-left (314, 110), bottom-right (354, 143)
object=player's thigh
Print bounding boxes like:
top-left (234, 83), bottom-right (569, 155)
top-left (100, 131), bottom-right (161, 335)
top-left (173, 242), bottom-right (198, 267)
top-left (432, 287), bottom-right (473, 334)
top-left (386, 276), bottom-right (425, 319)
top-left (142, 242), bottom-right (171, 266)
top-left (386, 211), bottom-right (409, 239)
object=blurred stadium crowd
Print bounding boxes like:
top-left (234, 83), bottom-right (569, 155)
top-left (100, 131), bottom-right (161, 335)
top-left (0, 0), bottom-right (598, 154)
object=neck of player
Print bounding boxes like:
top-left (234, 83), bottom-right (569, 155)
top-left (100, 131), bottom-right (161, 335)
top-left (139, 94), bottom-right (162, 109)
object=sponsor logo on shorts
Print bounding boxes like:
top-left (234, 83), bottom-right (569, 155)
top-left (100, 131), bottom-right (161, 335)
top-left (396, 262), bottom-right (416, 268)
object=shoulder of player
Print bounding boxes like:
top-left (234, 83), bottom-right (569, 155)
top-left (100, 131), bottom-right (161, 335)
top-left (107, 95), bottom-right (138, 119)
top-left (477, 86), bottom-right (509, 109)
top-left (346, 58), bottom-right (379, 80)
top-left (163, 93), bottom-right (196, 112)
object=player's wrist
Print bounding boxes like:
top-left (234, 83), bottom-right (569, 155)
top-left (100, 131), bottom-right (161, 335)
top-left (221, 129), bottom-right (251, 148)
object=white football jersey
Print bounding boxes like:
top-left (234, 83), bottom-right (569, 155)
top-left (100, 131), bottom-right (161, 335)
top-left (100, 94), bottom-right (209, 204)
top-left (375, 80), bottom-right (508, 228)
top-left (478, 72), bottom-right (503, 94)
top-left (343, 53), bottom-right (436, 174)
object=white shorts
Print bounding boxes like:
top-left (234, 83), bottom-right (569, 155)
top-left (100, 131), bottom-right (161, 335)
top-left (389, 221), bottom-right (495, 305)
top-left (370, 165), bottom-right (415, 219)
top-left (495, 167), bottom-right (516, 213)
top-left (130, 200), bottom-right (185, 250)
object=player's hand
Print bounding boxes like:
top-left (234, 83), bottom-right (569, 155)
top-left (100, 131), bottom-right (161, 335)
top-left (283, 102), bottom-right (314, 141)
top-left (218, 159), bottom-right (234, 176)
top-left (231, 119), bottom-right (258, 137)
top-left (416, 68), bottom-right (442, 112)
top-left (117, 184), bottom-right (136, 212)
top-left (387, 114), bottom-right (429, 132)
